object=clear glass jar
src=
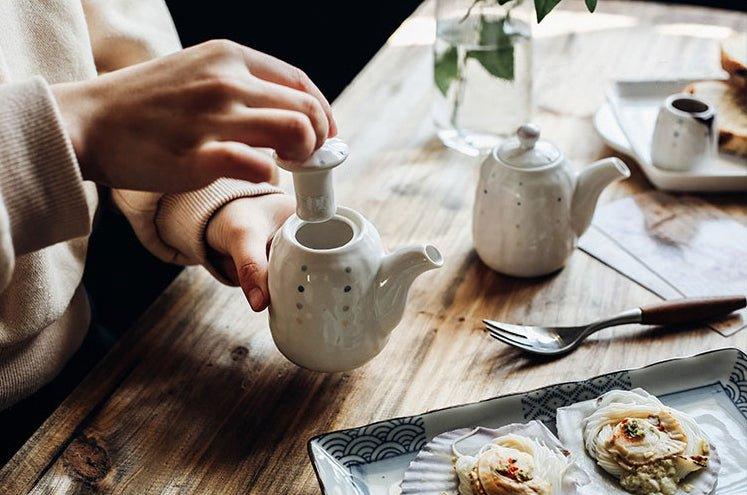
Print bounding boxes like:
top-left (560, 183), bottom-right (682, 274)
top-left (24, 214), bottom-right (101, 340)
top-left (434, 0), bottom-right (533, 156)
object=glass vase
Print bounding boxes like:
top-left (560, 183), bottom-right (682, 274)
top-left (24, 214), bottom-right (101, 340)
top-left (434, 0), bottom-right (533, 156)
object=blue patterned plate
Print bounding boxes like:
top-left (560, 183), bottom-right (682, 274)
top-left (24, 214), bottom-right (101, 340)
top-left (308, 348), bottom-right (747, 494)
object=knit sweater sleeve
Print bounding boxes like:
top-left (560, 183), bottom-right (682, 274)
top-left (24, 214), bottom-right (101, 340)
top-left (0, 77), bottom-right (91, 290)
top-left (113, 180), bottom-right (282, 279)
top-left (85, 0), bottom-right (285, 280)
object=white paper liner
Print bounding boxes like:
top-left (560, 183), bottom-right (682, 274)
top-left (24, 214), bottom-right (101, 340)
top-left (400, 420), bottom-right (590, 494)
top-left (556, 388), bottom-right (722, 495)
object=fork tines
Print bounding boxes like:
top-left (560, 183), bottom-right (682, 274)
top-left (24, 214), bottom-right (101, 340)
top-left (483, 320), bottom-right (535, 350)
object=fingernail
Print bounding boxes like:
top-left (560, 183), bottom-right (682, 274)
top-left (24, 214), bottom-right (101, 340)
top-left (249, 288), bottom-right (264, 310)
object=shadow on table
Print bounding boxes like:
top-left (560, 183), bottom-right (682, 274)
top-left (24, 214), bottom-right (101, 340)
top-left (48, 330), bottom-right (359, 489)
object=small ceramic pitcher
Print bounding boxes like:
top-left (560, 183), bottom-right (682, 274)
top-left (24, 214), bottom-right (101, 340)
top-left (473, 124), bottom-right (629, 277)
top-left (267, 140), bottom-right (443, 372)
top-left (651, 93), bottom-right (717, 171)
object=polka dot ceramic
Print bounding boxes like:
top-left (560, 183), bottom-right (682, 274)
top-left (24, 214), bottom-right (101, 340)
top-left (268, 207), bottom-right (443, 372)
top-left (472, 124), bottom-right (630, 277)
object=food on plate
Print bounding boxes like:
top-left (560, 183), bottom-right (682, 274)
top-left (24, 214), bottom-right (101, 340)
top-left (581, 390), bottom-right (714, 495)
top-left (400, 422), bottom-right (589, 495)
top-left (452, 427), bottom-right (580, 495)
top-left (685, 80), bottom-right (747, 157)
top-left (721, 33), bottom-right (747, 90)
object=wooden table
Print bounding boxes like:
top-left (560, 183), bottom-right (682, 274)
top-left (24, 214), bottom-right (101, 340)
top-left (2, 1), bottom-right (745, 493)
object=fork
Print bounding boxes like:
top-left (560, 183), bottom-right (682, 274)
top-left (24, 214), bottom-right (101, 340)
top-left (485, 296), bottom-right (746, 356)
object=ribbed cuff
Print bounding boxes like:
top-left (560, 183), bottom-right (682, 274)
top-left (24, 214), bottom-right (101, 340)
top-left (155, 178), bottom-right (283, 268)
top-left (0, 77), bottom-right (90, 255)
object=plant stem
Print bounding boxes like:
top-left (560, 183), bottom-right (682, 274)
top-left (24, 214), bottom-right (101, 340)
top-left (449, 45), bottom-right (467, 130)
top-left (460, 0), bottom-right (484, 22)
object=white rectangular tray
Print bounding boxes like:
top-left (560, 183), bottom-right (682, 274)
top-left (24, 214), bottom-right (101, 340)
top-left (606, 79), bottom-right (747, 192)
top-left (308, 348), bottom-right (747, 494)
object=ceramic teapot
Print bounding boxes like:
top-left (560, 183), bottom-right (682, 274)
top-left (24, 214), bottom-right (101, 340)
top-left (473, 124), bottom-right (630, 277)
top-left (267, 140), bottom-right (443, 372)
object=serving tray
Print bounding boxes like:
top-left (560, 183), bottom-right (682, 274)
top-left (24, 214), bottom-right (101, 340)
top-left (604, 79), bottom-right (746, 192)
top-left (308, 348), bottom-right (747, 494)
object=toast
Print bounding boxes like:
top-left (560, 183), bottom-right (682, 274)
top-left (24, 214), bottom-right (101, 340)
top-left (685, 80), bottom-right (747, 158)
top-left (721, 33), bottom-right (747, 91)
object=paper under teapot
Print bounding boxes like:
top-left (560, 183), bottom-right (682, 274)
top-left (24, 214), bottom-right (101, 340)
top-left (267, 139), bottom-right (443, 372)
top-left (473, 124), bottom-right (630, 277)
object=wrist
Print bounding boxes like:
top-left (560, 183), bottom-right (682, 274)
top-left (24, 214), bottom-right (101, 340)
top-left (206, 201), bottom-right (233, 257)
top-left (51, 81), bottom-right (97, 181)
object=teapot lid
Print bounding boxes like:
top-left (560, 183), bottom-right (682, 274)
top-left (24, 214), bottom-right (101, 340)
top-left (496, 124), bottom-right (561, 169)
top-left (274, 138), bottom-right (349, 223)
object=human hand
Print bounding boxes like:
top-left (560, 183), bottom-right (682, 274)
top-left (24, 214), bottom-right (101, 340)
top-left (52, 40), bottom-right (336, 192)
top-left (206, 194), bottom-right (295, 311)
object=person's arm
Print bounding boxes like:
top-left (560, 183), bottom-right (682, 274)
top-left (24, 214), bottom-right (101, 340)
top-left (74, 1), bottom-right (332, 309)
top-left (0, 78), bottom-right (92, 292)
top-left (83, 0), bottom-right (278, 277)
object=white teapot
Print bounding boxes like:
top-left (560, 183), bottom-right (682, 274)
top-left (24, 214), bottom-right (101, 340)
top-left (268, 140), bottom-right (443, 372)
top-left (473, 124), bottom-right (630, 277)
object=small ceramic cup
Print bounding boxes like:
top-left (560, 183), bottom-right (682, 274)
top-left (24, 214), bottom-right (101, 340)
top-left (651, 93), bottom-right (717, 172)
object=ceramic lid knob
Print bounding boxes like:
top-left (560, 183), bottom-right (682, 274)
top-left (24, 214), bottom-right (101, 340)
top-left (275, 138), bottom-right (349, 222)
top-left (496, 123), bottom-right (561, 169)
top-left (517, 123), bottom-right (540, 150)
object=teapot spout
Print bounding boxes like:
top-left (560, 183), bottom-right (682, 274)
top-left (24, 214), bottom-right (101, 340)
top-left (375, 244), bottom-right (443, 335)
top-left (572, 157), bottom-right (630, 237)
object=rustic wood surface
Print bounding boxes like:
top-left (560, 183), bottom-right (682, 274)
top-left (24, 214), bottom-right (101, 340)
top-left (2, 1), bottom-right (745, 493)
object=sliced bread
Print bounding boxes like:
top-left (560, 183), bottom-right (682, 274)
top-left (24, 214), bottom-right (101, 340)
top-left (721, 33), bottom-right (747, 91)
top-left (685, 80), bottom-right (747, 158)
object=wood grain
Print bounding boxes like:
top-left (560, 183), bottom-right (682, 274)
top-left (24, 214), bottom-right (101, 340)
top-left (1, 1), bottom-right (745, 493)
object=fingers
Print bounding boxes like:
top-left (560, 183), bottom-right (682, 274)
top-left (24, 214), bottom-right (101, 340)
top-left (192, 141), bottom-right (275, 185)
top-left (239, 46), bottom-right (337, 138)
top-left (206, 195), bottom-right (294, 312)
top-left (230, 233), bottom-right (272, 311)
top-left (212, 107), bottom-right (317, 161)
top-left (242, 78), bottom-right (329, 149)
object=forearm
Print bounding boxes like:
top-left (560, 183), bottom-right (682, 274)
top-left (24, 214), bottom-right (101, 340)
top-left (0, 78), bottom-right (91, 256)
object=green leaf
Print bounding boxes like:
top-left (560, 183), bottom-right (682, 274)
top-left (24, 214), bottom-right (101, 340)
top-left (470, 47), bottom-right (514, 81)
top-left (534, 0), bottom-right (563, 23)
top-left (434, 46), bottom-right (458, 96)
top-left (585, 0), bottom-right (597, 12)
top-left (468, 17), bottom-right (514, 81)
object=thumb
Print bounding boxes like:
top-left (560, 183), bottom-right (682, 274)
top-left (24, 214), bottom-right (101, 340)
top-left (231, 234), bottom-right (272, 312)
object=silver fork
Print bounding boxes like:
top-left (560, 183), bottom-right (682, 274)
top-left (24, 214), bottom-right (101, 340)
top-left (485, 296), bottom-right (746, 356)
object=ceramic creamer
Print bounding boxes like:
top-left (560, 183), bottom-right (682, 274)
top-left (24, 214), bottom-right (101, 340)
top-left (651, 93), bottom-right (717, 172)
top-left (473, 124), bottom-right (630, 277)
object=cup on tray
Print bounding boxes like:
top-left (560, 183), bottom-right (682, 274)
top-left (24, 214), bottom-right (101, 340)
top-left (651, 93), bottom-right (718, 172)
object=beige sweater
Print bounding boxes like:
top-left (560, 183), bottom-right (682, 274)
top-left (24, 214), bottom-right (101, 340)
top-left (0, 0), bottom-right (281, 409)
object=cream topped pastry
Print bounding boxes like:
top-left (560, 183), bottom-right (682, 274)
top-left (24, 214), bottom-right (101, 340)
top-left (583, 390), bottom-right (712, 495)
top-left (452, 432), bottom-right (572, 495)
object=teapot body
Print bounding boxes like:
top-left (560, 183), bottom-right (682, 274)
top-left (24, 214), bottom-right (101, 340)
top-left (268, 207), bottom-right (390, 372)
top-left (473, 152), bottom-right (576, 277)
